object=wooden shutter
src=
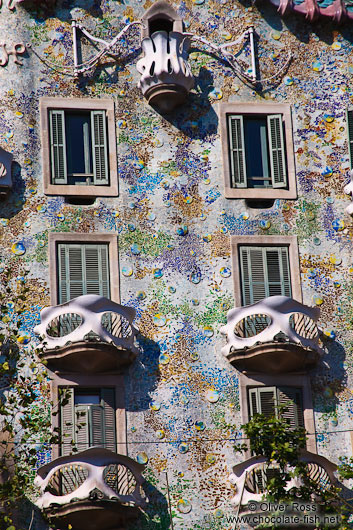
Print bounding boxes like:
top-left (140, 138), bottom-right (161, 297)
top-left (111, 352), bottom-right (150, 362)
top-left (49, 110), bottom-right (67, 184)
top-left (91, 110), bottom-right (109, 185)
top-left (347, 108), bottom-right (353, 169)
top-left (228, 115), bottom-right (247, 188)
top-left (267, 114), bottom-right (287, 188)
top-left (60, 388), bottom-right (75, 456)
top-left (90, 405), bottom-right (105, 447)
top-left (102, 388), bottom-right (117, 452)
top-left (240, 247), bottom-right (267, 305)
top-left (249, 387), bottom-right (277, 418)
top-left (75, 405), bottom-right (90, 452)
top-left (277, 387), bottom-right (304, 428)
top-left (57, 243), bottom-right (110, 303)
top-left (240, 246), bottom-right (291, 305)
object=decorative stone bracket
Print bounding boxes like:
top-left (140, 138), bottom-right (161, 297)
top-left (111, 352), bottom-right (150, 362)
top-left (344, 170), bottom-right (353, 216)
top-left (0, 42), bottom-right (25, 66)
top-left (136, 31), bottom-right (194, 112)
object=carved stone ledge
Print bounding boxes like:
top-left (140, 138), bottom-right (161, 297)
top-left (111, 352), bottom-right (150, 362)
top-left (39, 340), bottom-right (137, 374)
top-left (43, 499), bottom-right (140, 530)
top-left (226, 342), bottom-right (320, 374)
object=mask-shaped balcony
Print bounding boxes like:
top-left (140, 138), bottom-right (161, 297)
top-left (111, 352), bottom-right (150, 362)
top-left (137, 2), bottom-right (193, 112)
top-left (220, 296), bottom-right (322, 374)
top-left (35, 447), bottom-right (147, 530)
top-left (229, 450), bottom-right (337, 514)
top-left (34, 295), bottom-right (138, 373)
top-left (136, 31), bottom-right (194, 112)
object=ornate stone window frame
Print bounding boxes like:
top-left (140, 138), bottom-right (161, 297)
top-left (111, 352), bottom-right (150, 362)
top-left (40, 97), bottom-right (117, 197)
top-left (239, 372), bottom-right (317, 454)
top-left (219, 103), bottom-right (297, 200)
top-left (50, 372), bottom-right (126, 460)
top-left (48, 233), bottom-right (120, 305)
top-left (231, 235), bottom-right (302, 306)
top-left (140, 0), bottom-right (183, 39)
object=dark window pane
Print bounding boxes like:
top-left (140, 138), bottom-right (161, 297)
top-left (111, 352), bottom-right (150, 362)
top-left (66, 112), bottom-right (92, 177)
top-left (244, 118), bottom-right (270, 188)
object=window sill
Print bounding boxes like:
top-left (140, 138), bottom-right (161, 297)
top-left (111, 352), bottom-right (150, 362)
top-left (44, 182), bottom-right (118, 197)
top-left (224, 186), bottom-right (297, 200)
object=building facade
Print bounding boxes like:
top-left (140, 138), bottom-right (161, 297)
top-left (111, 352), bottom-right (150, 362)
top-left (1, 0), bottom-right (353, 529)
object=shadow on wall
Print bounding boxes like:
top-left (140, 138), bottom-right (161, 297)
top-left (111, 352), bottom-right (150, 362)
top-left (125, 335), bottom-right (162, 413)
top-left (311, 338), bottom-right (347, 415)
top-left (155, 66), bottom-right (219, 140)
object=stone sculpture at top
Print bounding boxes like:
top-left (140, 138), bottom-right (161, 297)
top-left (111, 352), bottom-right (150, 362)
top-left (136, 1), bottom-right (194, 113)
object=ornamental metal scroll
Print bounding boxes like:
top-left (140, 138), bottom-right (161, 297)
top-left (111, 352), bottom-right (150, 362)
top-left (29, 18), bottom-right (291, 88)
top-left (0, 42), bottom-right (26, 66)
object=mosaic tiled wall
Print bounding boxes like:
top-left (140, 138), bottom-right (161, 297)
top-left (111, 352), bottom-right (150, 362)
top-left (1, 0), bottom-right (353, 528)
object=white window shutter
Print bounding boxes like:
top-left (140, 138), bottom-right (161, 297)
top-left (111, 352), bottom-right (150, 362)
top-left (60, 388), bottom-right (75, 456)
top-left (347, 109), bottom-right (353, 169)
top-left (249, 387), bottom-right (277, 418)
top-left (267, 114), bottom-right (287, 189)
top-left (49, 110), bottom-right (67, 184)
top-left (91, 110), bottom-right (109, 185)
top-left (228, 115), bottom-right (247, 188)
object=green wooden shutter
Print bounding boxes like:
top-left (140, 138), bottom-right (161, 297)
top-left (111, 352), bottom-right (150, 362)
top-left (267, 114), bottom-right (287, 189)
top-left (90, 405), bottom-right (105, 447)
top-left (240, 246), bottom-right (291, 305)
top-left (60, 388), bottom-right (75, 456)
top-left (347, 108), bottom-right (353, 169)
top-left (240, 247), bottom-right (267, 305)
top-left (277, 387), bottom-right (304, 428)
top-left (75, 405), bottom-right (90, 452)
top-left (228, 115), bottom-right (247, 188)
top-left (49, 110), bottom-right (67, 184)
top-left (102, 388), bottom-right (117, 452)
top-left (91, 110), bottom-right (109, 185)
top-left (249, 387), bottom-right (277, 418)
top-left (57, 243), bottom-right (110, 303)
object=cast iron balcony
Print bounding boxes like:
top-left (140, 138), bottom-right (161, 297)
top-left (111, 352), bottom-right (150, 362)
top-left (229, 450), bottom-right (336, 512)
top-left (136, 30), bottom-right (194, 112)
top-left (220, 296), bottom-right (322, 374)
top-left (35, 448), bottom-right (147, 530)
top-left (34, 295), bottom-right (138, 373)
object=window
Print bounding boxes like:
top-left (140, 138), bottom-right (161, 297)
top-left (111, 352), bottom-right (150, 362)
top-left (60, 387), bottom-right (116, 455)
top-left (346, 107), bottom-right (353, 168)
top-left (239, 373), bottom-right (316, 453)
top-left (239, 246), bottom-right (291, 305)
top-left (248, 386), bottom-right (304, 428)
top-left (49, 233), bottom-right (119, 306)
top-left (41, 98), bottom-right (117, 197)
top-left (57, 243), bottom-right (110, 304)
top-left (219, 103), bottom-right (296, 199)
top-left (231, 235), bottom-right (301, 306)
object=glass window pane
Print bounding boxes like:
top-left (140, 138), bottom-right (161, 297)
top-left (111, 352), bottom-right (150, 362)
top-left (75, 393), bottom-right (100, 405)
top-left (244, 118), bottom-right (270, 188)
top-left (66, 112), bottom-right (92, 176)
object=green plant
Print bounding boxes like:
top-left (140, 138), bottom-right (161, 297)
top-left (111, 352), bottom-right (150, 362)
top-left (235, 409), bottom-right (353, 529)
